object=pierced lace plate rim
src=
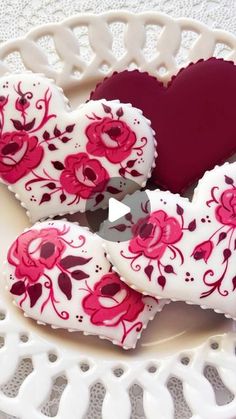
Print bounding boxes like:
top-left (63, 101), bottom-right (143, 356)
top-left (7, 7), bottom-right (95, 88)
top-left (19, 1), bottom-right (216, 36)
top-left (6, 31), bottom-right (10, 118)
top-left (0, 11), bottom-right (236, 419)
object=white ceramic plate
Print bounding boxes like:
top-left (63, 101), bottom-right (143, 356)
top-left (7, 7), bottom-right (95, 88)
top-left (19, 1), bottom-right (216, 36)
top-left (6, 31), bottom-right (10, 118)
top-left (0, 11), bottom-right (236, 419)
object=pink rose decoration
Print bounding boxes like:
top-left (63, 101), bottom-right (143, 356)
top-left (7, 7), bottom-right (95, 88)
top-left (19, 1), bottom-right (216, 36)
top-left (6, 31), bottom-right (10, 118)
top-left (60, 152), bottom-right (109, 199)
top-left (86, 117), bottom-right (136, 163)
top-left (82, 273), bottom-right (144, 327)
top-left (192, 240), bottom-right (213, 262)
top-left (129, 210), bottom-right (183, 259)
top-left (0, 131), bottom-right (44, 184)
top-left (216, 188), bottom-right (236, 227)
top-left (8, 228), bottom-right (66, 283)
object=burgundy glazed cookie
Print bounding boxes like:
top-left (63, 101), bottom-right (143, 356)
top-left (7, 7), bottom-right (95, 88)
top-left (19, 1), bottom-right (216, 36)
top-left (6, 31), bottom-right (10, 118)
top-left (91, 58), bottom-right (236, 193)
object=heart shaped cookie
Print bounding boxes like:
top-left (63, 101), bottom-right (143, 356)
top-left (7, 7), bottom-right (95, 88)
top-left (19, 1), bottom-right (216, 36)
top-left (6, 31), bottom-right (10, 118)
top-left (0, 74), bottom-right (155, 222)
top-left (4, 220), bottom-right (166, 349)
top-left (91, 58), bottom-right (236, 193)
top-left (102, 162), bottom-right (236, 320)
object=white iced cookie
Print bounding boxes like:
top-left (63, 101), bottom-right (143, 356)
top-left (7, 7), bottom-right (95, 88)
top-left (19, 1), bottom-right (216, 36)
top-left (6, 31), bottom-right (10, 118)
top-left (103, 162), bottom-right (236, 320)
top-left (4, 220), bottom-right (166, 349)
top-left (0, 74), bottom-right (156, 222)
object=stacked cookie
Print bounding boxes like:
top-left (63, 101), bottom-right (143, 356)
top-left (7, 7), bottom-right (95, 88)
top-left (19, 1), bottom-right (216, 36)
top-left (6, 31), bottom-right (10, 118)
top-left (2, 58), bottom-right (236, 349)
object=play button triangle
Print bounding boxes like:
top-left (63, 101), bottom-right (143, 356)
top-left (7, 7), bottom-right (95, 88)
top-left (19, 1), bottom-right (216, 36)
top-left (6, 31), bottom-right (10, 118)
top-left (108, 198), bottom-right (130, 223)
top-left (85, 176), bottom-right (151, 242)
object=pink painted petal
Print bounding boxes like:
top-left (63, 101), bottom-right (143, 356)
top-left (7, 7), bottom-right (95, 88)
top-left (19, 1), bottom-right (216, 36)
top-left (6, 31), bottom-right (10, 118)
top-left (82, 294), bottom-right (100, 313)
top-left (90, 306), bottom-right (126, 327)
top-left (162, 218), bottom-right (183, 244)
top-left (144, 242), bottom-right (166, 259)
top-left (216, 206), bottom-right (236, 226)
top-left (106, 148), bottom-right (130, 163)
top-left (86, 142), bottom-right (105, 157)
top-left (129, 238), bottom-right (143, 254)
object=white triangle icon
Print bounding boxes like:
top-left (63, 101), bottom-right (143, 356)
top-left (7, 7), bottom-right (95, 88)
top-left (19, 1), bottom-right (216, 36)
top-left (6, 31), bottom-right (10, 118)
top-left (108, 198), bottom-right (130, 223)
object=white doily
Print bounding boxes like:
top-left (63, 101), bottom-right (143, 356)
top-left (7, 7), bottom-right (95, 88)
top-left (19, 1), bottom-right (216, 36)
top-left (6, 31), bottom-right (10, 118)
top-left (0, 2), bottom-right (236, 419)
top-left (0, 0), bottom-right (236, 42)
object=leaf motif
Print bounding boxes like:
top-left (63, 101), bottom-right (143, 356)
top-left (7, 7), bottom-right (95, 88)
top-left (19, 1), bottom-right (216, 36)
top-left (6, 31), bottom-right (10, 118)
top-left (40, 193), bottom-right (51, 204)
top-left (43, 130), bottom-right (50, 140)
top-left (144, 265), bottom-right (153, 281)
top-left (48, 144), bottom-right (58, 151)
top-left (44, 182), bottom-right (56, 190)
top-left (126, 159), bottom-right (136, 168)
top-left (61, 136), bottom-right (70, 143)
top-left (164, 265), bottom-right (174, 274)
top-left (54, 126), bottom-right (61, 137)
top-left (28, 283), bottom-right (42, 307)
top-left (109, 224), bottom-right (127, 232)
top-left (24, 118), bottom-right (35, 131)
top-left (233, 276), bottom-right (236, 291)
top-left (157, 275), bottom-right (166, 289)
top-left (58, 272), bottom-right (72, 300)
top-left (11, 119), bottom-right (23, 130)
top-left (107, 186), bottom-right (121, 194)
top-left (60, 255), bottom-right (92, 269)
top-left (119, 168), bottom-right (126, 176)
top-left (217, 231), bottom-right (227, 244)
top-left (52, 161), bottom-right (65, 170)
top-left (102, 103), bottom-right (111, 113)
top-left (71, 270), bottom-right (89, 281)
top-left (176, 204), bottom-right (184, 215)
top-left (225, 175), bottom-right (234, 185)
top-left (116, 107), bottom-right (124, 117)
top-left (66, 124), bottom-right (75, 133)
top-left (10, 281), bottom-right (26, 296)
top-left (223, 248), bottom-right (231, 263)
top-left (130, 169), bottom-right (142, 177)
top-left (188, 219), bottom-right (196, 232)
top-left (95, 193), bottom-right (104, 205)
top-left (60, 193), bottom-right (66, 203)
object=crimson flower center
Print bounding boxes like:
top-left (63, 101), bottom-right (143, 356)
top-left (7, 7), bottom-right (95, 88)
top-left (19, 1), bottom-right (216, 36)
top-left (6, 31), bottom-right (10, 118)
top-left (101, 126), bottom-right (122, 148)
top-left (101, 283), bottom-right (120, 296)
top-left (75, 165), bottom-right (97, 187)
top-left (139, 222), bottom-right (153, 239)
top-left (99, 283), bottom-right (127, 307)
top-left (2, 142), bottom-right (20, 155)
top-left (40, 242), bottom-right (55, 259)
top-left (28, 238), bottom-right (56, 260)
top-left (2, 140), bottom-right (27, 165)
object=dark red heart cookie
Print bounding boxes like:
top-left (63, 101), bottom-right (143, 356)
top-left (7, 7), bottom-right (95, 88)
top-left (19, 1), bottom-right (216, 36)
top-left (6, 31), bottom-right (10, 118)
top-left (91, 58), bottom-right (236, 193)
